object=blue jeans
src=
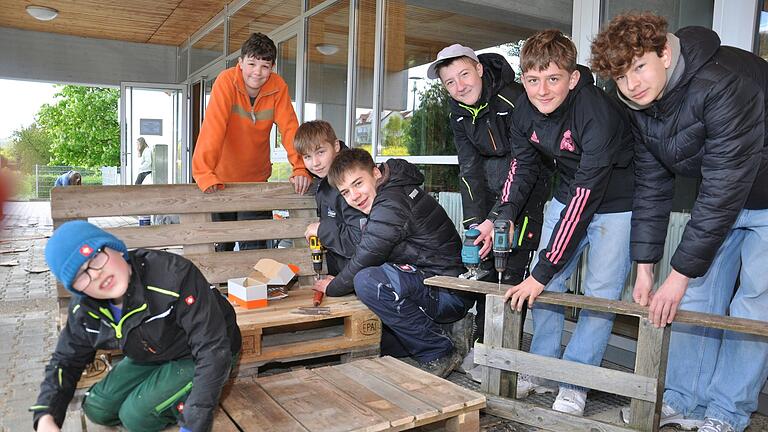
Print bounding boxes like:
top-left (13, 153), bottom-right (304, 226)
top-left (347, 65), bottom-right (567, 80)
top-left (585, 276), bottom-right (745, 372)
top-left (354, 263), bottom-right (472, 362)
top-left (529, 199), bottom-right (631, 391)
top-left (664, 208), bottom-right (768, 432)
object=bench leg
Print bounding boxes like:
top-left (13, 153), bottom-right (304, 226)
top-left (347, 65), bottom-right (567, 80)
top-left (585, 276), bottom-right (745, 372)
top-left (444, 410), bottom-right (479, 432)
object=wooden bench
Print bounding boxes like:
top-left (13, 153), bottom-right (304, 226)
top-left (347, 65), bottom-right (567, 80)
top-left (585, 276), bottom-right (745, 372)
top-left (50, 182), bottom-right (381, 386)
top-left (60, 357), bottom-right (485, 431)
top-left (426, 276), bottom-right (768, 432)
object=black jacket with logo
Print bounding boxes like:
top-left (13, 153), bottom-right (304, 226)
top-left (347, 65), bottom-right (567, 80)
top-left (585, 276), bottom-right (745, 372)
top-left (497, 65), bottom-right (635, 284)
top-left (450, 53), bottom-right (548, 249)
top-left (314, 141), bottom-right (367, 275)
top-left (325, 159), bottom-right (466, 296)
top-left (32, 250), bottom-right (241, 432)
top-left (624, 27), bottom-right (768, 278)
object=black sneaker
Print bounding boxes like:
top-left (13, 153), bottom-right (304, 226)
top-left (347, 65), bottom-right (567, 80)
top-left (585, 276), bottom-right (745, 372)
top-left (449, 312), bottom-right (476, 358)
top-left (405, 349), bottom-right (463, 378)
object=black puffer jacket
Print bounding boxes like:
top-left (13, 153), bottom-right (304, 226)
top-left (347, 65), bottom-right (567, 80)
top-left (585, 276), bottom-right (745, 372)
top-left (497, 65), bottom-right (635, 285)
top-left (625, 27), bottom-right (768, 278)
top-left (313, 142), bottom-right (367, 275)
top-left (450, 53), bottom-right (548, 249)
top-left (325, 159), bottom-right (465, 296)
top-left (32, 250), bottom-right (241, 432)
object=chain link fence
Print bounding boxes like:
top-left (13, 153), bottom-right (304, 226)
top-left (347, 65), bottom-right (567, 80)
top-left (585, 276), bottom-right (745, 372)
top-left (18, 165), bottom-right (105, 200)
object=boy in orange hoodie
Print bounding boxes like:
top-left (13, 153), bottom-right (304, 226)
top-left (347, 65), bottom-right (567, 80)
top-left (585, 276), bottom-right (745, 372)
top-left (192, 32), bottom-right (312, 250)
top-left (192, 32), bottom-right (311, 195)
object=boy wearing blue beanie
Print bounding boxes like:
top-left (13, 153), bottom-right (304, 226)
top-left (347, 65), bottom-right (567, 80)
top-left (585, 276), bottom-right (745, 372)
top-left (31, 221), bottom-right (241, 432)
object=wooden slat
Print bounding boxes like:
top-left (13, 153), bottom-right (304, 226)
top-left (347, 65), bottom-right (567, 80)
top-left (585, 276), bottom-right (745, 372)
top-left (316, 364), bottom-right (415, 427)
top-left (481, 294), bottom-right (520, 397)
top-left (425, 276), bottom-right (768, 337)
top-left (333, 361), bottom-right (440, 421)
top-left (211, 407), bottom-right (240, 432)
top-left (475, 343), bottom-right (658, 402)
top-left (186, 248), bottom-right (313, 284)
top-left (51, 182), bottom-right (315, 219)
top-left (178, 213), bottom-right (214, 254)
top-left (629, 319), bottom-right (670, 432)
top-left (235, 289), bottom-right (372, 327)
top-left (221, 381), bottom-right (308, 432)
top-left (106, 217), bottom-right (317, 248)
top-left (485, 394), bottom-right (635, 432)
top-left (257, 368), bottom-right (390, 432)
top-left (353, 357), bottom-right (485, 413)
top-left (445, 410), bottom-right (480, 432)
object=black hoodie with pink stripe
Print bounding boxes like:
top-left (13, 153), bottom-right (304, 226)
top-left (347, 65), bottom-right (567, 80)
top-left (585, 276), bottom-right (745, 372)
top-left (496, 65), bottom-right (634, 284)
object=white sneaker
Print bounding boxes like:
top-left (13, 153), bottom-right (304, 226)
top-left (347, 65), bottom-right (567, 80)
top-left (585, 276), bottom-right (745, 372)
top-left (552, 387), bottom-right (587, 416)
top-left (699, 418), bottom-right (736, 432)
top-left (515, 374), bottom-right (555, 399)
top-left (620, 403), bottom-right (704, 430)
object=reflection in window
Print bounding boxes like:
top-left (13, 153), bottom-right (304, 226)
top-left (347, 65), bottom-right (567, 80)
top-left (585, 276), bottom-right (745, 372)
top-left (305, 1), bottom-right (350, 140)
top-left (190, 23), bottom-right (224, 73)
top-left (228, 0), bottom-right (302, 57)
top-left (378, 0), bottom-right (573, 158)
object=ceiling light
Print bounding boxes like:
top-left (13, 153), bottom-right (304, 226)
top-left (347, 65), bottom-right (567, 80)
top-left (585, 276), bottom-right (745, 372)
top-left (315, 43), bottom-right (339, 56)
top-left (26, 5), bottom-right (59, 21)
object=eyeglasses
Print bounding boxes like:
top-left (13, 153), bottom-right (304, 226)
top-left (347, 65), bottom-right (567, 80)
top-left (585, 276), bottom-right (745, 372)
top-left (72, 250), bottom-right (110, 292)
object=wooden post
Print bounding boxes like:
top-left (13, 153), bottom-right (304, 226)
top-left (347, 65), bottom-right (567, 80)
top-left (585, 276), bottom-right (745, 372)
top-left (481, 294), bottom-right (522, 398)
top-left (629, 318), bottom-right (670, 432)
top-left (179, 213), bottom-right (214, 254)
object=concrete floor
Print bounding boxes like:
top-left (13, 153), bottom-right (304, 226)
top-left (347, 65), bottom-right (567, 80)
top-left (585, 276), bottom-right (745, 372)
top-left (0, 201), bottom-right (766, 432)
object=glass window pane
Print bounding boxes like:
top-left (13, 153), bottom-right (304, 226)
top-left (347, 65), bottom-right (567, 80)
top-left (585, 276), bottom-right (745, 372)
top-left (353, 0), bottom-right (376, 151)
top-left (228, 0), bottom-right (302, 57)
top-left (379, 0), bottom-right (574, 158)
top-left (304, 1), bottom-right (349, 140)
top-left (190, 23), bottom-right (224, 73)
top-left (602, 0), bottom-right (714, 31)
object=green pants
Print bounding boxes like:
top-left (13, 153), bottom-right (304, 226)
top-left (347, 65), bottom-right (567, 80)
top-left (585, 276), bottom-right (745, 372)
top-left (83, 357), bottom-right (196, 432)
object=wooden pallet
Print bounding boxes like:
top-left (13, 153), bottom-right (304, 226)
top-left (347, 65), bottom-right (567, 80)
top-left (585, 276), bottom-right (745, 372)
top-left (222, 356), bottom-right (486, 431)
top-left (59, 408), bottom-right (238, 432)
top-left (235, 288), bottom-right (382, 369)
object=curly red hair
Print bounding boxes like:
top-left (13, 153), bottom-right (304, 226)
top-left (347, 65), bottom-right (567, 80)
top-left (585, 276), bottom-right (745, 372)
top-left (590, 12), bottom-right (668, 78)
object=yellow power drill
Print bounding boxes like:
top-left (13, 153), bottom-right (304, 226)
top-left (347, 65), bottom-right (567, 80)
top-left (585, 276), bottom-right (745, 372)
top-left (309, 235), bottom-right (325, 306)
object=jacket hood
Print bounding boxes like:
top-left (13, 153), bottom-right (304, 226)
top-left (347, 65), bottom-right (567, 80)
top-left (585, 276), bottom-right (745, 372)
top-left (448, 53), bottom-right (515, 114)
top-left (378, 159), bottom-right (424, 190)
top-left (675, 26), bottom-right (720, 85)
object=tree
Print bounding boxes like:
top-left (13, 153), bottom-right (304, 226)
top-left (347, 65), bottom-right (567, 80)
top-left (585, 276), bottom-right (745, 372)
top-left (382, 114), bottom-right (411, 154)
top-left (36, 85), bottom-right (120, 168)
top-left (9, 123), bottom-right (53, 173)
top-left (407, 82), bottom-right (454, 157)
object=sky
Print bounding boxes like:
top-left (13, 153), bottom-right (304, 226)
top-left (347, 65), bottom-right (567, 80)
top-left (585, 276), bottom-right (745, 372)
top-left (0, 79), bottom-right (59, 142)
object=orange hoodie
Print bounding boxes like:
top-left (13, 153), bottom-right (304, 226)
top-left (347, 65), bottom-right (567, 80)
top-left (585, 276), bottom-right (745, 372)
top-left (192, 65), bottom-right (310, 192)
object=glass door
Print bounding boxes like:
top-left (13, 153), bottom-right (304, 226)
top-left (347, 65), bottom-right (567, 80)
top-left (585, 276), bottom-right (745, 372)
top-left (269, 24), bottom-right (300, 167)
top-left (120, 83), bottom-right (187, 185)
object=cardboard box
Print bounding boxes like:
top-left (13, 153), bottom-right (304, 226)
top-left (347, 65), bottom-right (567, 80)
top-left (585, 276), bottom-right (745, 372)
top-left (227, 277), bottom-right (268, 309)
top-left (250, 258), bottom-right (297, 286)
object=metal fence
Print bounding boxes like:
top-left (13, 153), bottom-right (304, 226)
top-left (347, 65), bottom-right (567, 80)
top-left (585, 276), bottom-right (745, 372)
top-left (22, 165), bottom-right (104, 200)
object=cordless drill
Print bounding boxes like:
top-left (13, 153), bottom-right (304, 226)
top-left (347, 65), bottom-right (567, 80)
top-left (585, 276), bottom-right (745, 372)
top-left (309, 235), bottom-right (325, 306)
top-left (460, 228), bottom-right (491, 280)
top-left (492, 220), bottom-right (511, 289)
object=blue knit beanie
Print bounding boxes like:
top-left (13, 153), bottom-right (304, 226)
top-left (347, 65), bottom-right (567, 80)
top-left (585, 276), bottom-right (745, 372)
top-left (45, 221), bottom-right (128, 295)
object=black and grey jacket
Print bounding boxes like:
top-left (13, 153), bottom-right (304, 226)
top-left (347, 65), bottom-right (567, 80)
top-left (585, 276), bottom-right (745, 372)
top-left (623, 27), bottom-right (768, 278)
top-left (31, 250), bottom-right (241, 432)
top-left (450, 53), bottom-right (548, 249)
top-left (314, 142), bottom-right (367, 275)
top-left (497, 65), bottom-right (635, 285)
top-left (325, 159), bottom-right (466, 296)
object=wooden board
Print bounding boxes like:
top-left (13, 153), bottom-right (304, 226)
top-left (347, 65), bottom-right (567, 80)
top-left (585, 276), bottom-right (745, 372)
top-left (425, 276), bottom-right (768, 337)
top-left (51, 183), bottom-right (315, 218)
